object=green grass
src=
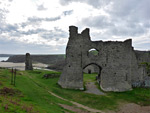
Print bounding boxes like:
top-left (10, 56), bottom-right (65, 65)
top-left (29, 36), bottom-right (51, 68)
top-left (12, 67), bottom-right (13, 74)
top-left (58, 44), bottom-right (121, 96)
top-left (0, 69), bottom-right (150, 113)
top-left (84, 73), bottom-right (97, 82)
top-left (0, 69), bottom-right (72, 113)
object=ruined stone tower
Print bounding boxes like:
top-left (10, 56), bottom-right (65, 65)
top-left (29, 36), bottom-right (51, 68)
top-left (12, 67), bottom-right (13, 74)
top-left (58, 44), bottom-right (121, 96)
top-left (25, 53), bottom-right (33, 70)
top-left (58, 26), bottom-right (150, 92)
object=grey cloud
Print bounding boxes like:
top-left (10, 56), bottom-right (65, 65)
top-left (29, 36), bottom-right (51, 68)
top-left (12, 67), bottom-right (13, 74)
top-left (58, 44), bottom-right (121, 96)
top-left (3, 24), bottom-right (18, 32)
top-left (79, 0), bottom-right (150, 38)
top-left (17, 27), bottom-right (67, 40)
top-left (59, 0), bottom-right (110, 8)
top-left (90, 32), bottom-right (112, 41)
top-left (20, 21), bottom-right (37, 28)
top-left (0, 9), bottom-right (8, 20)
top-left (60, 0), bottom-right (150, 38)
top-left (0, 6), bottom-right (66, 42)
top-left (60, 0), bottom-right (150, 21)
top-left (19, 29), bottom-right (47, 36)
top-left (108, 0), bottom-right (150, 21)
top-left (110, 26), bottom-right (145, 37)
top-left (133, 43), bottom-right (150, 51)
top-left (20, 16), bottom-right (61, 28)
top-left (63, 10), bottom-right (73, 16)
top-left (106, 0), bottom-right (150, 37)
top-left (20, 9), bottom-right (72, 29)
top-left (0, 23), bottom-right (18, 36)
top-left (0, 25), bottom-right (67, 54)
top-left (1, 0), bottom-right (150, 53)
top-left (81, 15), bottom-right (114, 29)
top-left (28, 16), bottom-right (61, 23)
top-left (37, 4), bottom-right (47, 11)
top-left (0, 4), bottom-right (12, 34)
top-left (40, 27), bottom-right (68, 40)
top-left (143, 22), bottom-right (150, 28)
top-left (8, 0), bottom-right (13, 2)
top-left (0, 38), bottom-right (65, 54)
top-left (0, 22), bottom-right (67, 41)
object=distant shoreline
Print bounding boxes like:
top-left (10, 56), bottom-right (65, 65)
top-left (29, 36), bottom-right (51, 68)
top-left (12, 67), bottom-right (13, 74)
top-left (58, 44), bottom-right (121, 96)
top-left (0, 57), bottom-right (9, 62)
top-left (0, 62), bottom-right (48, 71)
top-left (5, 54), bottom-right (65, 64)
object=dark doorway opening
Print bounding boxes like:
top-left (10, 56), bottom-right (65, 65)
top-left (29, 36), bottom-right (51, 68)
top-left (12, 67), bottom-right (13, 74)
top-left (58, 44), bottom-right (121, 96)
top-left (88, 69), bottom-right (91, 74)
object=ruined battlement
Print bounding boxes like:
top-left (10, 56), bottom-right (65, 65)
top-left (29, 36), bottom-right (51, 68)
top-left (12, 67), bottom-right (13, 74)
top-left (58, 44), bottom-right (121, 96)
top-left (58, 26), bottom-right (150, 92)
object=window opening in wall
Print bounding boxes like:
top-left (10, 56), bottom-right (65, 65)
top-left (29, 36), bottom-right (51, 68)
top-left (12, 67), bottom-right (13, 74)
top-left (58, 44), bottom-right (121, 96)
top-left (88, 48), bottom-right (99, 56)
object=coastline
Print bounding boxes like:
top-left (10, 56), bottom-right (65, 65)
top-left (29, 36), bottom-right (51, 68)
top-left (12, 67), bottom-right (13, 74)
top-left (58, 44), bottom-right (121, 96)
top-left (0, 62), bottom-right (48, 71)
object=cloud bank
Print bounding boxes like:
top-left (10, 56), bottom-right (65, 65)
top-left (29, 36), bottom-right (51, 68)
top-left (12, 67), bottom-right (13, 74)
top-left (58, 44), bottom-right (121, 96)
top-left (0, 0), bottom-right (150, 54)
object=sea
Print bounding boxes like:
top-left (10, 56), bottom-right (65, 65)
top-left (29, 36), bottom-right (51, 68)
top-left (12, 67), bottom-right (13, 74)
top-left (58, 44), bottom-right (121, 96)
top-left (0, 57), bottom-right (9, 62)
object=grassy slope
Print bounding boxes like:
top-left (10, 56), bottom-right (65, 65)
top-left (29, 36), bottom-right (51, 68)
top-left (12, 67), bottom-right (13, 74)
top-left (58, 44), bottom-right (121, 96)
top-left (0, 69), bottom-right (72, 113)
top-left (0, 69), bottom-right (150, 113)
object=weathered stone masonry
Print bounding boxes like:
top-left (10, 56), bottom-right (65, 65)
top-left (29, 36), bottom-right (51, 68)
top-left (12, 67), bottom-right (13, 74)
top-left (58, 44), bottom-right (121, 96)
top-left (25, 53), bottom-right (33, 70)
top-left (58, 26), bottom-right (150, 92)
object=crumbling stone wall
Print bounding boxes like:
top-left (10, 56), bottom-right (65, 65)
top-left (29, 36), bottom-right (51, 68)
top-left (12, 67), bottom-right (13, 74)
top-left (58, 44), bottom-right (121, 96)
top-left (132, 51), bottom-right (150, 87)
top-left (58, 26), bottom-right (150, 92)
top-left (25, 53), bottom-right (33, 70)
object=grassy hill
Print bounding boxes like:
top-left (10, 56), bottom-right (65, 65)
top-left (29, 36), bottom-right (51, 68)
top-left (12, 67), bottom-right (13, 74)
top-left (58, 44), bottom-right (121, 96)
top-left (0, 54), bottom-right (14, 57)
top-left (6, 54), bottom-right (65, 64)
top-left (0, 68), bottom-right (150, 113)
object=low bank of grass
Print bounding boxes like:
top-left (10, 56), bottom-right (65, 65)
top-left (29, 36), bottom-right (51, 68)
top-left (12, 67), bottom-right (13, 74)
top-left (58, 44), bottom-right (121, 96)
top-left (0, 69), bottom-right (150, 112)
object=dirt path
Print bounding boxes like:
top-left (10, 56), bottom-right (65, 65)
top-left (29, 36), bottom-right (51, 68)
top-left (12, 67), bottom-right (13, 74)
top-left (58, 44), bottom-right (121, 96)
top-left (117, 103), bottom-right (150, 113)
top-left (59, 104), bottom-right (90, 113)
top-left (48, 91), bottom-right (104, 113)
top-left (84, 82), bottom-right (105, 95)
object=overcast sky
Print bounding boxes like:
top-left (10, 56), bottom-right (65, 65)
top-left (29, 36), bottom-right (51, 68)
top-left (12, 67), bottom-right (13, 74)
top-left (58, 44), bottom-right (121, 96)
top-left (0, 0), bottom-right (150, 54)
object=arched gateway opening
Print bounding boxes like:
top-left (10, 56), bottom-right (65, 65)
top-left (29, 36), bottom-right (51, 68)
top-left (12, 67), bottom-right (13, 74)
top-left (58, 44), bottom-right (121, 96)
top-left (83, 63), bottom-right (102, 85)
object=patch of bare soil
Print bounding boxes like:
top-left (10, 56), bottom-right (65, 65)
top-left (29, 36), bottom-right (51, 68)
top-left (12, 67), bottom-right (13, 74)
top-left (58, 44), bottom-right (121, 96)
top-left (59, 104), bottom-right (90, 113)
top-left (0, 87), bottom-right (21, 96)
top-left (0, 81), bottom-right (3, 86)
top-left (117, 103), bottom-right (150, 113)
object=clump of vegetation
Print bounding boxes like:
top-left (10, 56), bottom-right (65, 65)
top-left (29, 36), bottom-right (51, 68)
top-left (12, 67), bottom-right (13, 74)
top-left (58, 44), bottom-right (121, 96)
top-left (42, 73), bottom-right (60, 79)
top-left (0, 81), bottom-right (3, 86)
top-left (0, 96), bottom-right (40, 113)
top-left (0, 87), bottom-right (21, 96)
top-left (141, 62), bottom-right (150, 76)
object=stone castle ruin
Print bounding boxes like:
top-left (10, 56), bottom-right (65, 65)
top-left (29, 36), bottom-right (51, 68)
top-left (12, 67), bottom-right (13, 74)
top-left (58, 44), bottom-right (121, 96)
top-left (58, 26), bottom-right (150, 92)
